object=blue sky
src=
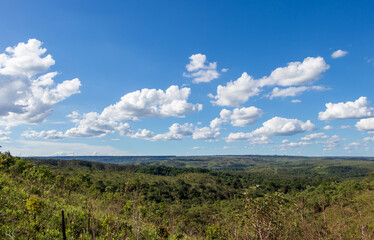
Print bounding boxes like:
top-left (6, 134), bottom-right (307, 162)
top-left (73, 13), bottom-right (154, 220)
top-left (0, 0), bottom-right (374, 156)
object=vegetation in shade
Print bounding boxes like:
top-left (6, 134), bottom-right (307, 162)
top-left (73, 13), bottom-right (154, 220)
top-left (1, 151), bottom-right (374, 239)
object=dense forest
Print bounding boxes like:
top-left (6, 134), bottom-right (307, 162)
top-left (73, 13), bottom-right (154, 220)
top-left (2, 151), bottom-right (374, 239)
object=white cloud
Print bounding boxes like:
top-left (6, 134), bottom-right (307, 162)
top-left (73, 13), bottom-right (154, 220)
top-left (252, 117), bottom-right (316, 136)
top-left (0, 130), bottom-right (11, 143)
top-left (22, 130), bottom-right (64, 139)
top-left (184, 54), bottom-right (220, 83)
top-left (0, 136), bottom-right (11, 143)
top-left (210, 57), bottom-right (329, 106)
top-left (230, 107), bottom-right (263, 127)
top-left (131, 123), bottom-right (194, 141)
top-left (0, 130), bottom-right (11, 136)
top-left (130, 123), bottom-right (220, 141)
top-left (362, 136), bottom-right (374, 143)
top-left (283, 141), bottom-right (311, 147)
top-left (22, 85), bottom-right (202, 140)
top-left (191, 146), bottom-right (203, 150)
top-left (152, 123), bottom-right (194, 141)
top-left (319, 97), bottom-right (374, 120)
top-left (323, 125), bottom-right (333, 130)
top-left (221, 68), bottom-right (229, 73)
top-left (331, 49), bottom-right (348, 59)
top-left (226, 132), bottom-right (253, 142)
top-left (66, 111), bottom-right (80, 119)
top-left (323, 135), bottom-right (344, 151)
top-left (210, 109), bottom-right (231, 129)
top-left (356, 118), bottom-right (374, 133)
top-left (249, 136), bottom-right (272, 145)
top-left (301, 132), bottom-right (328, 141)
top-left (365, 57), bottom-right (374, 66)
top-left (260, 57), bottom-right (329, 86)
top-left (210, 118), bottom-right (224, 130)
top-left (291, 99), bottom-right (301, 103)
top-left (192, 126), bottom-right (220, 140)
top-left (24, 112), bottom-right (133, 139)
top-left (210, 72), bottom-right (261, 106)
top-left (101, 85), bottom-right (202, 121)
top-left (268, 86), bottom-right (327, 99)
top-left (210, 106), bottom-right (262, 128)
top-left (226, 117), bottom-right (315, 142)
top-left (339, 125), bottom-right (350, 129)
top-left (226, 134), bottom-right (272, 145)
top-left (65, 112), bottom-right (132, 138)
top-left (131, 129), bottom-right (155, 140)
top-left (2, 140), bottom-right (129, 156)
top-left (345, 136), bottom-right (374, 150)
top-left (344, 141), bottom-right (360, 150)
top-left (0, 39), bottom-right (55, 76)
top-left (0, 39), bottom-right (81, 128)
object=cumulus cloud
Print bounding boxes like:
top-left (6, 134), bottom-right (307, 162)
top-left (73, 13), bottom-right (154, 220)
top-left (323, 125), bottom-right (333, 130)
top-left (192, 126), bottom-right (220, 140)
top-left (260, 57), bottom-right (329, 86)
top-left (249, 136), bottom-right (272, 145)
top-left (64, 85), bottom-right (200, 138)
top-left (0, 39), bottom-right (81, 128)
top-left (131, 129), bottom-right (155, 140)
top-left (131, 123), bottom-right (194, 141)
top-left (101, 85), bottom-right (202, 121)
top-left (268, 86), bottom-right (327, 99)
top-left (319, 97), bottom-right (374, 120)
top-left (301, 132), bottom-right (328, 141)
top-left (0, 39), bottom-right (55, 77)
top-left (210, 106), bottom-right (262, 128)
top-left (210, 57), bottom-right (329, 106)
top-left (152, 123), bottom-right (194, 141)
top-left (226, 117), bottom-right (315, 142)
top-left (356, 118), bottom-right (374, 133)
top-left (226, 132), bottom-right (253, 142)
top-left (66, 111), bottom-right (80, 120)
top-left (24, 112), bottom-right (133, 139)
top-left (252, 117), bottom-right (316, 136)
top-left (184, 54), bottom-right (220, 83)
top-left (130, 123), bottom-right (220, 141)
top-left (331, 49), bottom-right (348, 59)
top-left (65, 112), bottom-right (132, 138)
top-left (23, 84), bottom-right (202, 140)
top-left (229, 107), bottom-right (263, 127)
top-left (210, 73), bottom-right (261, 106)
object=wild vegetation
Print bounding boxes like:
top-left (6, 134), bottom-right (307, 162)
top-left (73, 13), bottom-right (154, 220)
top-left (2, 151), bottom-right (374, 239)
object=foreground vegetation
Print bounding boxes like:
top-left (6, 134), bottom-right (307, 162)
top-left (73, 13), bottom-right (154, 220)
top-left (2, 152), bottom-right (374, 239)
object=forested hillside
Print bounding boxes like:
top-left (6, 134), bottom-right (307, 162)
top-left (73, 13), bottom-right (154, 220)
top-left (2, 152), bottom-right (374, 239)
